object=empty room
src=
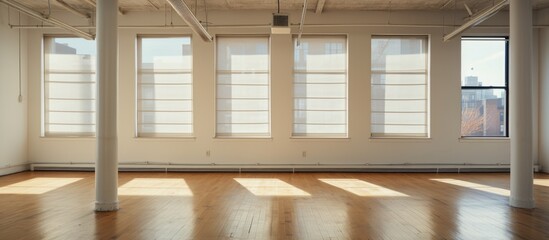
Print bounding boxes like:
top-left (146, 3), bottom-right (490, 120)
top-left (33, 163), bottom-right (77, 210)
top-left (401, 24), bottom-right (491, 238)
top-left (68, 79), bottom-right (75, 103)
top-left (1, 0), bottom-right (549, 239)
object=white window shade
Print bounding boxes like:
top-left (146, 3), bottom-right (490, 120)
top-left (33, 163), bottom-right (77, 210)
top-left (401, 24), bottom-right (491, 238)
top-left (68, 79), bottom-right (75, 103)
top-left (137, 36), bottom-right (193, 137)
top-left (371, 36), bottom-right (429, 138)
top-left (293, 36), bottom-right (347, 137)
top-left (216, 37), bottom-right (270, 137)
top-left (44, 37), bottom-right (96, 137)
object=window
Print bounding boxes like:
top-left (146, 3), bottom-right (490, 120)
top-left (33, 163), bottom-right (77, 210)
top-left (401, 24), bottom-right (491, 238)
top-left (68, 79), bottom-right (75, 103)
top-left (216, 36), bottom-right (270, 137)
top-left (137, 36), bottom-right (193, 137)
top-left (370, 36), bottom-right (429, 138)
top-left (461, 37), bottom-right (508, 137)
top-left (43, 37), bottom-right (96, 137)
top-left (293, 36), bottom-right (347, 137)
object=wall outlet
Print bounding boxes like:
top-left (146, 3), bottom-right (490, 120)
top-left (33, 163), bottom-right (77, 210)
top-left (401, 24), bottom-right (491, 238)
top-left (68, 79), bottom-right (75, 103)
top-left (206, 150), bottom-right (210, 157)
top-left (302, 151), bottom-right (307, 157)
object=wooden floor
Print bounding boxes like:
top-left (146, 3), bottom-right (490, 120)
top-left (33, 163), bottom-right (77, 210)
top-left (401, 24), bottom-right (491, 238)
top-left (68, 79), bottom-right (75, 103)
top-left (1, 171), bottom-right (549, 240)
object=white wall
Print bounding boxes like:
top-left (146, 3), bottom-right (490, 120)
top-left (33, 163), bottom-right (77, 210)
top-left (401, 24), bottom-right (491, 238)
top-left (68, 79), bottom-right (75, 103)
top-left (538, 9), bottom-right (549, 173)
top-left (0, 5), bottom-right (28, 175)
top-left (26, 9), bottom-right (536, 168)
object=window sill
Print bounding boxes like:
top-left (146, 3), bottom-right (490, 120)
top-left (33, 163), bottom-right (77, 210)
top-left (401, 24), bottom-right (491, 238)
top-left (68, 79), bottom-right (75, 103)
top-left (459, 137), bottom-right (510, 143)
top-left (369, 137), bottom-right (432, 143)
top-left (134, 136), bottom-right (196, 141)
top-left (290, 136), bottom-right (350, 141)
top-left (213, 136), bottom-right (273, 142)
top-left (39, 136), bottom-right (96, 141)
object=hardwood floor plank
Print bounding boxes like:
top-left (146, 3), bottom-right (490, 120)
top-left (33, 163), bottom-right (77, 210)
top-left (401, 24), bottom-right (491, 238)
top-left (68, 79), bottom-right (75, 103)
top-left (0, 172), bottom-right (549, 239)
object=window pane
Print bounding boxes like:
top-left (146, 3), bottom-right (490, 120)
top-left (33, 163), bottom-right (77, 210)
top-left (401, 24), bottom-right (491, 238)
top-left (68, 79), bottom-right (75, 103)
top-left (371, 36), bottom-right (429, 137)
top-left (461, 37), bottom-right (508, 137)
top-left (461, 38), bottom-right (506, 87)
top-left (461, 89), bottom-right (507, 137)
top-left (44, 37), bottom-right (96, 136)
top-left (137, 36), bottom-right (193, 137)
top-left (216, 37), bottom-right (270, 137)
top-left (293, 36), bottom-right (347, 137)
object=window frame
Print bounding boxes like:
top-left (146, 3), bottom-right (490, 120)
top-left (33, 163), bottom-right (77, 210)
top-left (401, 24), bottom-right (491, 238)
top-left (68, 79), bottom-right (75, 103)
top-left (291, 34), bottom-right (349, 138)
top-left (370, 35), bottom-right (431, 139)
top-left (214, 35), bottom-right (272, 139)
top-left (135, 34), bottom-right (194, 138)
top-left (460, 36), bottom-right (509, 138)
top-left (42, 35), bottom-right (97, 138)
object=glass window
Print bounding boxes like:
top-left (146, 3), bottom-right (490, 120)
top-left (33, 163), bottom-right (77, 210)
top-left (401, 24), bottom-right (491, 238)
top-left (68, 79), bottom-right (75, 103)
top-left (370, 36), bottom-right (429, 138)
top-left (216, 37), bottom-right (270, 137)
top-left (461, 37), bottom-right (508, 137)
top-left (43, 37), bottom-right (96, 137)
top-left (137, 36), bottom-right (193, 137)
top-left (293, 36), bottom-right (347, 137)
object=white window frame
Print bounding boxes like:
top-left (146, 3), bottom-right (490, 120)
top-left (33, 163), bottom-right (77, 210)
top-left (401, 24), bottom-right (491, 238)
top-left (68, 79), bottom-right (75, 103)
top-left (136, 35), bottom-right (194, 138)
top-left (215, 35), bottom-right (271, 138)
top-left (43, 36), bottom-right (96, 137)
top-left (292, 35), bottom-right (348, 138)
top-left (370, 35), bottom-right (430, 138)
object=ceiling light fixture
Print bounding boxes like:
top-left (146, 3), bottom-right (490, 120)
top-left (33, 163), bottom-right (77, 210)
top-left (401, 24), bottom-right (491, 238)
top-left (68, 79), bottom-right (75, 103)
top-left (166, 0), bottom-right (213, 42)
top-left (0, 0), bottom-right (94, 40)
top-left (443, 0), bottom-right (508, 42)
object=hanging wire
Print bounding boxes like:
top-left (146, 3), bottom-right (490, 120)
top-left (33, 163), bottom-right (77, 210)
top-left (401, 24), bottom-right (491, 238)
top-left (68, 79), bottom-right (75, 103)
top-left (164, 1), bottom-right (167, 26)
top-left (387, 0), bottom-right (392, 24)
top-left (47, 0), bottom-right (52, 17)
top-left (277, 0), bottom-right (280, 13)
top-left (18, 11), bottom-right (22, 103)
top-left (203, 0), bottom-right (209, 30)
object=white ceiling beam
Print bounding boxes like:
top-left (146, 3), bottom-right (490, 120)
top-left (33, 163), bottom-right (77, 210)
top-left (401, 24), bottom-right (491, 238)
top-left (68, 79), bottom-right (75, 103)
top-left (0, 0), bottom-right (94, 40)
top-left (315, 0), bottom-right (325, 14)
top-left (443, 0), bottom-right (509, 42)
top-left (166, 0), bottom-right (213, 42)
top-left (56, 0), bottom-right (91, 19)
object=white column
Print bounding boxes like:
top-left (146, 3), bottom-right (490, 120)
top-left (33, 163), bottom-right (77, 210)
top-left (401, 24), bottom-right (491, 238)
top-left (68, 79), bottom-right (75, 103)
top-left (509, 0), bottom-right (534, 209)
top-left (95, 0), bottom-right (119, 211)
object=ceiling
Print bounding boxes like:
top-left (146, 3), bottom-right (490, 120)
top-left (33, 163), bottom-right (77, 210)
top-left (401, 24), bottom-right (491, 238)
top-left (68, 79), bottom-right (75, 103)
top-left (12, 0), bottom-right (549, 14)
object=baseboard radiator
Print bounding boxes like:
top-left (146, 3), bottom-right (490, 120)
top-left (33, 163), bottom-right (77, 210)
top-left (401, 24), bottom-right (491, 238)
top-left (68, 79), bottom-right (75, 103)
top-left (28, 163), bottom-right (529, 173)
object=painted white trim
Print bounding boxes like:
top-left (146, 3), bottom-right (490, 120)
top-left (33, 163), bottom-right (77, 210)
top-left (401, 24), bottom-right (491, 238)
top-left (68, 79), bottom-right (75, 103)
top-left (0, 164), bottom-right (30, 176)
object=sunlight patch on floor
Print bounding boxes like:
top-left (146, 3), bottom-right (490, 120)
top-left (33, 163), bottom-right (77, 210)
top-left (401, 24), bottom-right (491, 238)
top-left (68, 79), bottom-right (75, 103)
top-left (234, 178), bottom-right (311, 196)
top-left (319, 179), bottom-right (409, 197)
top-left (0, 177), bottom-right (83, 194)
top-left (431, 178), bottom-right (509, 196)
top-left (118, 178), bottom-right (193, 196)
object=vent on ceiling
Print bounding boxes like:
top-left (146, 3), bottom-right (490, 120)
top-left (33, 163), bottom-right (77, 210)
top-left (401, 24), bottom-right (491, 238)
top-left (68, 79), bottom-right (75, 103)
top-left (272, 13), bottom-right (289, 27)
top-left (271, 13), bottom-right (290, 34)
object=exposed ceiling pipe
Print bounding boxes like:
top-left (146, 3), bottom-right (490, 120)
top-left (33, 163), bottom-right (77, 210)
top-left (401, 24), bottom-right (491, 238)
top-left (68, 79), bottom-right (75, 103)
top-left (0, 0), bottom-right (94, 40)
top-left (464, 3), bottom-right (473, 16)
top-left (443, 0), bottom-right (509, 42)
top-left (315, 0), bottom-right (325, 14)
top-left (55, 0), bottom-right (91, 19)
top-left (440, 0), bottom-right (454, 9)
top-left (297, 0), bottom-right (308, 46)
top-left (166, 0), bottom-right (213, 42)
top-left (145, 0), bottom-right (160, 10)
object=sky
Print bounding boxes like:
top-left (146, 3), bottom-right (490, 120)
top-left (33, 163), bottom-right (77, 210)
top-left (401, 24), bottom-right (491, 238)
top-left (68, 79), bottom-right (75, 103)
top-left (461, 38), bottom-right (506, 87)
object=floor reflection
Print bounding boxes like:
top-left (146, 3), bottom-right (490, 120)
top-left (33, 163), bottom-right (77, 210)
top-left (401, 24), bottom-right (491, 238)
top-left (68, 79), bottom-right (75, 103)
top-left (118, 178), bottom-right (193, 196)
top-left (234, 178), bottom-right (311, 196)
top-left (0, 177), bottom-right (83, 194)
top-left (431, 178), bottom-right (509, 196)
top-left (319, 178), bottom-right (408, 197)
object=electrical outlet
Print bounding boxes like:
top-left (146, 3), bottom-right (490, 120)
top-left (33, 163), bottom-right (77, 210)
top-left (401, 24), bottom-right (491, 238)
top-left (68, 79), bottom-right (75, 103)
top-left (206, 150), bottom-right (210, 157)
top-left (302, 151), bottom-right (307, 157)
